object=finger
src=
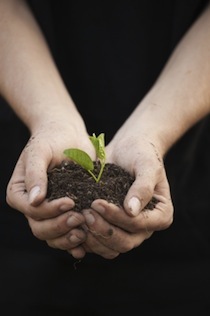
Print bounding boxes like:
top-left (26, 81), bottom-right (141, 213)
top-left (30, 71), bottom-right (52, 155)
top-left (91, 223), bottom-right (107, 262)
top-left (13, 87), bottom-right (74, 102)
top-left (123, 172), bottom-right (156, 217)
top-left (92, 200), bottom-right (139, 232)
top-left (47, 228), bottom-right (86, 251)
top-left (92, 196), bottom-right (173, 232)
top-left (124, 165), bottom-right (171, 217)
top-left (23, 136), bottom-right (52, 206)
top-left (27, 210), bottom-right (86, 239)
top-left (142, 194), bottom-right (174, 231)
top-left (67, 246), bottom-right (87, 260)
top-left (92, 199), bottom-right (147, 233)
top-left (6, 155), bottom-right (48, 210)
top-left (83, 232), bottom-right (120, 259)
top-left (82, 209), bottom-right (152, 254)
top-left (8, 192), bottom-right (75, 219)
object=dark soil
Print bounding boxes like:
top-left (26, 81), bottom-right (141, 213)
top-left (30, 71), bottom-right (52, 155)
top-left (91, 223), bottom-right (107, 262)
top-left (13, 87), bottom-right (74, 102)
top-left (47, 161), bottom-right (157, 212)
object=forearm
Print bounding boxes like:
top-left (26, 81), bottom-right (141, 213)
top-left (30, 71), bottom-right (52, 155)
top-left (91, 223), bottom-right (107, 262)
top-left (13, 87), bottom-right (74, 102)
top-left (117, 3), bottom-right (210, 156)
top-left (0, 0), bottom-right (84, 133)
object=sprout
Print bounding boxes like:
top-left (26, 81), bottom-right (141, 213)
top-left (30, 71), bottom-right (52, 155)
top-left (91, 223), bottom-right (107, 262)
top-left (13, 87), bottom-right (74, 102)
top-left (63, 133), bottom-right (106, 183)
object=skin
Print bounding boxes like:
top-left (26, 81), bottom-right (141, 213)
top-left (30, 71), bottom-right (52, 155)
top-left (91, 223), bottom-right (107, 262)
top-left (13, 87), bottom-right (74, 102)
top-left (1, 0), bottom-right (210, 259)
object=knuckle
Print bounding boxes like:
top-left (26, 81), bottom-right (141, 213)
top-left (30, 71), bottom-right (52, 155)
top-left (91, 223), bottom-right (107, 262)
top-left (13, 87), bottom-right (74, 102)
top-left (69, 212), bottom-right (84, 226)
top-left (26, 209), bottom-right (42, 220)
top-left (27, 219), bottom-right (46, 240)
top-left (140, 186), bottom-right (154, 207)
top-left (51, 221), bottom-right (64, 235)
top-left (73, 214), bottom-right (84, 225)
top-left (129, 220), bottom-right (142, 233)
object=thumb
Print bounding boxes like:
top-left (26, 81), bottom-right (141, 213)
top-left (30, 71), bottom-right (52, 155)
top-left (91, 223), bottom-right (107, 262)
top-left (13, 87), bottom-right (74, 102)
top-left (25, 158), bottom-right (49, 206)
top-left (123, 176), bottom-right (154, 217)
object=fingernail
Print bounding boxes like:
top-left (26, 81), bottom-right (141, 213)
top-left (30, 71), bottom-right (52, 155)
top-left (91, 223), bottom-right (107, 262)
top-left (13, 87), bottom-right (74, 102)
top-left (128, 197), bottom-right (141, 216)
top-left (83, 210), bottom-right (95, 225)
top-left (67, 216), bottom-right (76, 227)
top-left (29, 186), bottom-right (41, 204)
top-left (69, 235), bottom-right (81, 244)
top-left (92, 203), bottom-right (105, 214)
top-left (60, 204), bottom-right (72, 212)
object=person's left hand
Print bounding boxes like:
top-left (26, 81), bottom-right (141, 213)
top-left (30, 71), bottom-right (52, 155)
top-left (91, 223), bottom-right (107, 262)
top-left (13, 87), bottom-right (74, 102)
top-left (79, 132), bottom-right (174, 259)
top-left (81, 194), bottom-right (170, 259)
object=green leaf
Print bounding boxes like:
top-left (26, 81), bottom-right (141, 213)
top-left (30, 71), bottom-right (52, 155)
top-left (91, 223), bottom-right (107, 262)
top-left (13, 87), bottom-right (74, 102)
top-left (63, 148), bottom-right (94, 171)
top-left (89, 133), bottom-right (106, 161)
top-left (89, 133), bottom-right (98, 151)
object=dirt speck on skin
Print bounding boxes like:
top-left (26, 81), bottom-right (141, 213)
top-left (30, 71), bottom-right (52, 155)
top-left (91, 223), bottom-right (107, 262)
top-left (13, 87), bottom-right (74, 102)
top-left (46, 161), bottom-right (158, 212)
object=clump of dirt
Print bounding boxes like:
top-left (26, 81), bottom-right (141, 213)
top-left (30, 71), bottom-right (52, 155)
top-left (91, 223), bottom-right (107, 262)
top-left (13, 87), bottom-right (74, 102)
top-left (47, 161), bottom-right (157, 212)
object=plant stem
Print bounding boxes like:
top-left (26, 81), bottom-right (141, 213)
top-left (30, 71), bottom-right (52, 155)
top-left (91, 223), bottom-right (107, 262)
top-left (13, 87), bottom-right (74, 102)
top-left (87, 170), bottom-right (98, 182)
top-left (96, 161), bottom-right (105, 183)
top-left (87, 160), bottom-right (105, 183)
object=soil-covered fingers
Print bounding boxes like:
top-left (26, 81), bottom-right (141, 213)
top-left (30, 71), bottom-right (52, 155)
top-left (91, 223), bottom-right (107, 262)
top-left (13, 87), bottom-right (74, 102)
top-left (82, 232), bottom-right (120, 259)
top-left (27, 210), bottom-right (86, 241)
top-left (82, 209), bottom-right (153, 258)
top-left (27, 211), bottom-right (88, 258)
top-left (46, 227), bottom-right (86, 252)
top-left (9, 195), bottom-right (75, 220)
top-left (91, 195), bottom-right (173, 233)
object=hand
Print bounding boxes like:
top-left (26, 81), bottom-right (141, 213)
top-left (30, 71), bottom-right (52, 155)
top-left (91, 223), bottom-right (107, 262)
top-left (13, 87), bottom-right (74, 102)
top-left (7, 119), bottom-right (95, 214)
top-left (27, 209), bottom-right (88, 259)
top-left (106, 134), bottom-right (173, 218)
top-left (76, 134), bottom-right (173, 259)
top-left (6, 120), bottom-right (95, 258)
top-left (79, 193), bottom-right (172, 259)
top-left (80, 203), bottom-right (152, 259)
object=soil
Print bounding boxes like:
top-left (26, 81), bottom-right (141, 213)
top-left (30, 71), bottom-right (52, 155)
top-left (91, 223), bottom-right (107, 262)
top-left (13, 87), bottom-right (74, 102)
top-left (47, 161), bottom-right (157, 212)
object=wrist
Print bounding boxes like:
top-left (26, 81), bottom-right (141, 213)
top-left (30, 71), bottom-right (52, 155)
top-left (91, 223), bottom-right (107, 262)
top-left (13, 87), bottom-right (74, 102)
top-left (19, 95), bottom-right (85, 135)
top-left (127, 93), bottom-right (192, 156)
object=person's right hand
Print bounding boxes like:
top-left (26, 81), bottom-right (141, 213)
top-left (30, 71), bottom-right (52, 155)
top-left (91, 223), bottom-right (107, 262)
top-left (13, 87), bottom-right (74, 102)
top-left (6, 119), bottom-right (95, 258)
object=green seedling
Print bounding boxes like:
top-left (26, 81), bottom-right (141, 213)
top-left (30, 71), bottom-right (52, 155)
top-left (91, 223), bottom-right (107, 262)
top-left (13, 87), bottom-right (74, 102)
top-left (63, 133), bottom-right (106, 183)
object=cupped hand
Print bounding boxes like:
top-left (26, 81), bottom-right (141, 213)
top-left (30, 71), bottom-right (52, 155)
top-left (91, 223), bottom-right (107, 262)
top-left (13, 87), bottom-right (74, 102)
top-left (106, 134), bottom-right (173, 219)
top-left (7, 120), bottom-right (95, 217)
top-left (77, 133), bottom-right (173, 259)
top-left (6, 119), bottom-right (95, 258)
top-left (80, 205), bottom-right (152, 259)
top-left (27, 208), bottom-right (88, 259)
top-left (80, 193), bottom-right (172, 259)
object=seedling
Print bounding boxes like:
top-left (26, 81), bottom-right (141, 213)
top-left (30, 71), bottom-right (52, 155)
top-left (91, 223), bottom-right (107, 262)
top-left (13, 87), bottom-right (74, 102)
top-left (63, 133), bottom-right (106, 183)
